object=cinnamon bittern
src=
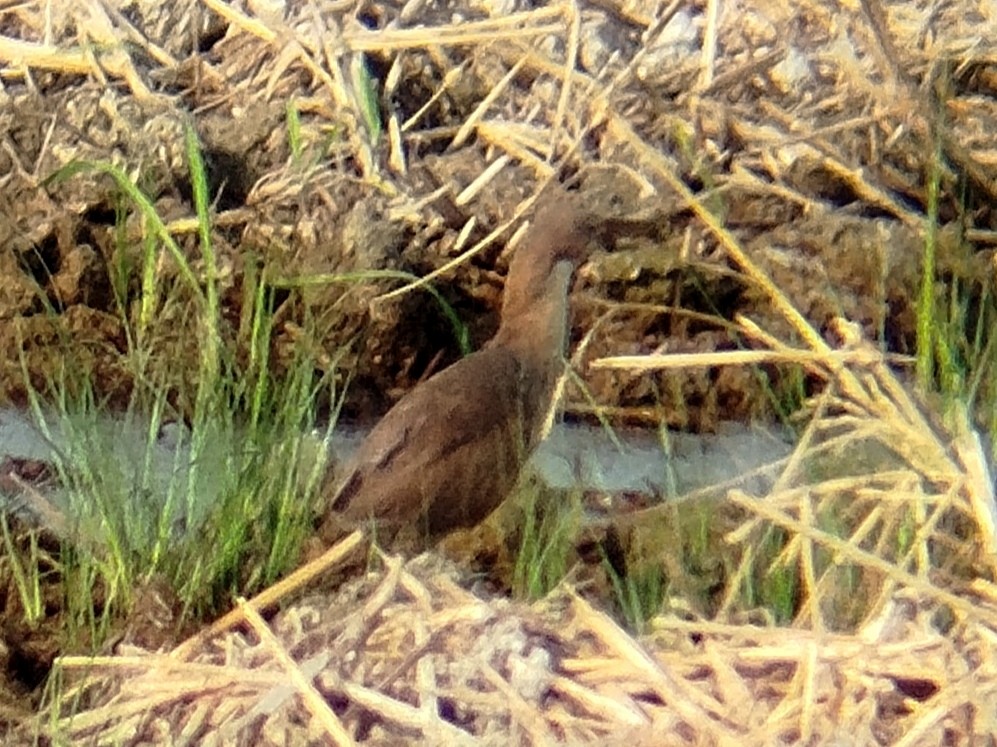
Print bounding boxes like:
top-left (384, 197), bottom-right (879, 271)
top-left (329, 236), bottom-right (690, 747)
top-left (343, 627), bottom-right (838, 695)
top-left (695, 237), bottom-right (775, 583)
top-left (316, 190), bottom-right (600, 547)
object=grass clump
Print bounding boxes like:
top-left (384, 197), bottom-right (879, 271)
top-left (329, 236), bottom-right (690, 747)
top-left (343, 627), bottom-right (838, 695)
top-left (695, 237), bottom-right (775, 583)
top-left (7, 123), bottom-right (340, 649)
top-left (603, 552), bottom-right (667, 635)
top-left (511, 482), bottom-right (582, 601)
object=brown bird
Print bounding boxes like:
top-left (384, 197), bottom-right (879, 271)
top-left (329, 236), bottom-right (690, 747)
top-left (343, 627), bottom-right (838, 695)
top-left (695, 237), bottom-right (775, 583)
top-left (316, 190), bottom-right (601, 548)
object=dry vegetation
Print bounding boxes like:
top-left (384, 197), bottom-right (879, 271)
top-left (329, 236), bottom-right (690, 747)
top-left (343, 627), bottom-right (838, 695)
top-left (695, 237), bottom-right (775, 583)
top-left (3, 0), bottom-right (997, 744)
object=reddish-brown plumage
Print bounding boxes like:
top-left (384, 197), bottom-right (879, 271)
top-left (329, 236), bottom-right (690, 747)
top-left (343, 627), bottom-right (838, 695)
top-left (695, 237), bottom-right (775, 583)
top-left (316, 191), bottom-right (598, 547)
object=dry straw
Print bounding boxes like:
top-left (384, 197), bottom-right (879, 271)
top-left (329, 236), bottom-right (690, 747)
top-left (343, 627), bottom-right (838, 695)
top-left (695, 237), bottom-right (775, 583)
top-left (3, 0), bottom-right (997, 743)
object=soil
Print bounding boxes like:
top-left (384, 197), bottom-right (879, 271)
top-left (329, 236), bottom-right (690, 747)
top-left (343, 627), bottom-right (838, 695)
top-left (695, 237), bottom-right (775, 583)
top-left (2, 3), bottom-right (991, 431)
top-left (2, 0), bottom-right (997, 742)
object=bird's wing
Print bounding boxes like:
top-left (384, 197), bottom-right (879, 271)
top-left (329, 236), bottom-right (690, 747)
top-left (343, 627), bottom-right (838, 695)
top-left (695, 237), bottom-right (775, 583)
top-left (328, 345), bottom-right (526, 522)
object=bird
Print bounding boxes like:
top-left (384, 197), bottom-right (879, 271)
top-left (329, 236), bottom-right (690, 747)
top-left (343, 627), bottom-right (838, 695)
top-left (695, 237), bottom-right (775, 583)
top-left (315, 189), bottom-right (602, 549)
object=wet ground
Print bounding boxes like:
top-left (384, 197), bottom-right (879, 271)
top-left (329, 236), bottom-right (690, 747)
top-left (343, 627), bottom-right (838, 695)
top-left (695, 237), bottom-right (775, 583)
top-left (0, 407), bottom-right (794, 534)
top-left (3, 0), bottom-right (997, 741)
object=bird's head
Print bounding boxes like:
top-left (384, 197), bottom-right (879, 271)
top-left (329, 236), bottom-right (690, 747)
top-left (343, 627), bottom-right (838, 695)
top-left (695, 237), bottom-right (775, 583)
top-left (500, 191), bottom-right (602, 320)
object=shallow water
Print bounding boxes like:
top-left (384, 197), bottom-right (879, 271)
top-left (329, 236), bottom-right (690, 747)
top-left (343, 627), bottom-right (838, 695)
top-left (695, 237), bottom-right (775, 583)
top-left (0, 407), bottom-right (794, 530)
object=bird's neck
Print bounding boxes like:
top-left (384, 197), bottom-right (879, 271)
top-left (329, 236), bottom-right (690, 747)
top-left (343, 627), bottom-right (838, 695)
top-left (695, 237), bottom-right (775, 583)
top-left (491, 258), bottom-right (574, 365)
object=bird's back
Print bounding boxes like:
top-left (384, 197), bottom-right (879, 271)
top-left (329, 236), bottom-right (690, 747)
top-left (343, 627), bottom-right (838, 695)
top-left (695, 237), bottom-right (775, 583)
top-left (318, 344), bottom-right (542, 544)
top-left (316, 188), bottom-right (595, 549)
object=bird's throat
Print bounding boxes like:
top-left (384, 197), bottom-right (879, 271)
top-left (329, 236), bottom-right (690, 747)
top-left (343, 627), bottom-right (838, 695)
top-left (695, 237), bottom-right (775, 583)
top-left (492, 259), bottom-right (574, 362)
